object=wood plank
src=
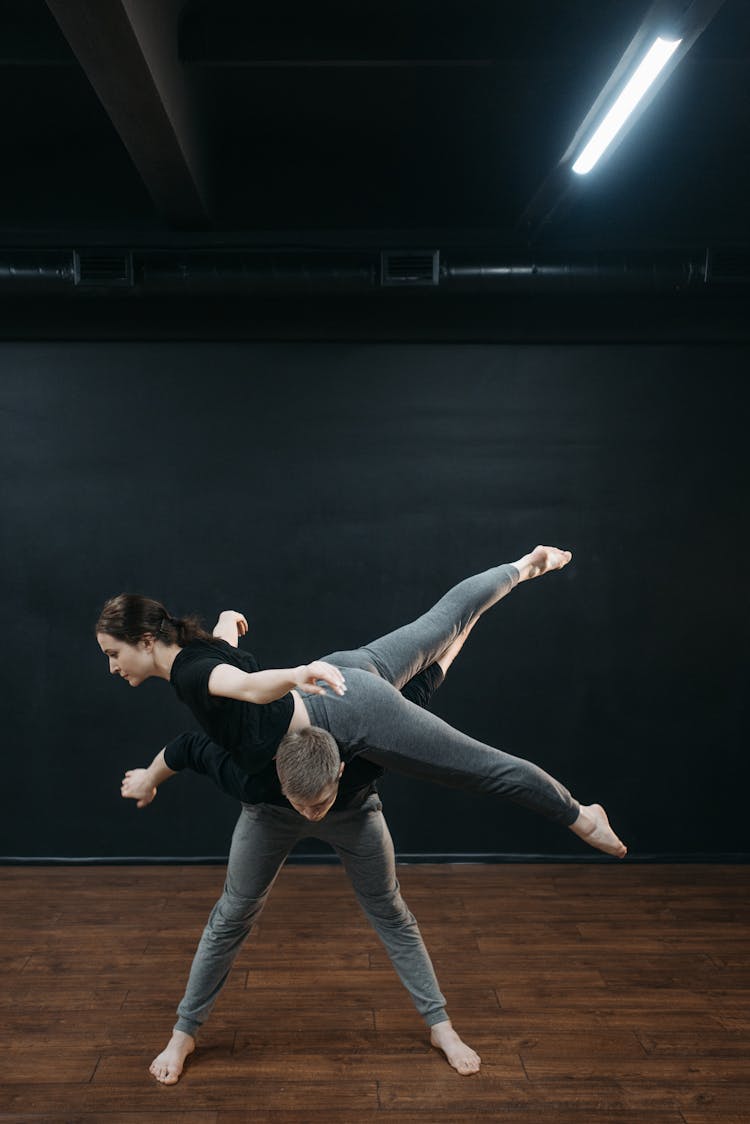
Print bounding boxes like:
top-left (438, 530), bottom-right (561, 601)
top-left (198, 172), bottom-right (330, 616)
top-left (374, 1009), bottom-right (726, 1032)
top-left (0, 1047), bottom-right (99, 1083)
top-left (235, 966), bottom-right (606, 990)
top-left (0, 1080), bottom-right (379, 1112)
top-left (232, 1026), bottom-right (646, 1058)
top-left (496, 986), bottom-right (726, 1010)
top-left (377, 1077), bottom-right (680, 1110)
top-left (0, 985), bottom-right (128, 1011)
top-left (673, 1083), bottom-right (750, 1113)
top-left (681, 1115), bottom-right (750, 1124)
top-left (638, 1030), bottom-right (750, 1056)
top-left (0, 1116), bottom-right (218, 1124)
top-left (520, 1057), bottom-right (750, 1082)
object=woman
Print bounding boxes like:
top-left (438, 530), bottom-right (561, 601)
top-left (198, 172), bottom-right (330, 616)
top-left (96, 544), bottom-right (626, 857)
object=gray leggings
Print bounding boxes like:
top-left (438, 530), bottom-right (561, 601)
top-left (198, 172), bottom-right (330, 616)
top-left (174, 795), bottom-right (447, 1036)
top-left (305, 563), bottom-right (579, 827)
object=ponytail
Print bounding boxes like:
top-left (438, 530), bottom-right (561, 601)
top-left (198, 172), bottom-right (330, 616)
top-left (162, 612), bottom-right (212, 646)
top-left (96, 594), bottom-right (213, 646)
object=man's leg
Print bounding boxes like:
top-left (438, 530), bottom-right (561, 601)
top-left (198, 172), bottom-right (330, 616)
top-left (326, 796), bottom-right (481, 1075)
top-left (150, 804), bottom-right (301, 1084)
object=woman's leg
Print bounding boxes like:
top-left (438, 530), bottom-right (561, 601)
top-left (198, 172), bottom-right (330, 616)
top-left (306, 672), bottom-right (579, 824)
top-left (321, 546), bottom-right (571, 691)
top-left (150, 804), bottom-right (301, 1084)
top-left (322, 563), bottom-right (519, 688)
top-left (305, 673), bottom-right (626, 856)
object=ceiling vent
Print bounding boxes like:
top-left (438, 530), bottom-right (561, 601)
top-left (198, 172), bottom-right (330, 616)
top-left (380, 250), bottom-right (439, 287)
top-left (74, 251), bottom-right (134, 287)
top-left (705, 249), bottom-right (750, 284)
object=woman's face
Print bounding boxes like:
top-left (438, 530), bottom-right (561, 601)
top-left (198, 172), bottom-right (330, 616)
top-left (97, 632), bottom-right (154, 687)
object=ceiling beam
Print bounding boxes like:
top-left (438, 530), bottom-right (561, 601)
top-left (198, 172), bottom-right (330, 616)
top-left (45, 0), bottom-right (210, 227)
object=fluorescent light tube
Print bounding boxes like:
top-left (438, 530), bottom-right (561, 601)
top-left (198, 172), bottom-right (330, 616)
top-left (572, 36), bottom-right (682, 175)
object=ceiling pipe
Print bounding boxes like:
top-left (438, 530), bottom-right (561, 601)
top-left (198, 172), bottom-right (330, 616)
top-left (139, 252), bottom-right (377, 290)
top-left (0, 247), bottom-right (745, 293)
top-left (442, 254), bottom-right (700, 292)
top-left (0, 252), bottom-right (74, 289)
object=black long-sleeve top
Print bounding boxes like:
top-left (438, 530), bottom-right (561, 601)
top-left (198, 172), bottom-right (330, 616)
top-left (164, 662), bottom-right (444, 811)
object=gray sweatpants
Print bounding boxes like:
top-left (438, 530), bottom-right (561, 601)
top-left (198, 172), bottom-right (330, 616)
top-left (174, 794), bottom-right (447, 1036)
top-left (306, 563), bottom-right (579, 826)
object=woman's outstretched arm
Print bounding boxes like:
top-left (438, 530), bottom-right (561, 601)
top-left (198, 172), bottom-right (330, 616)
top-left (207, 661), bottom-right (347, 704)
top-left (207, 609), bottom-right (348, 703)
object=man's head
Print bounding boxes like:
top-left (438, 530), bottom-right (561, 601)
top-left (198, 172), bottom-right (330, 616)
top-left (275, 726), bottom-right (344, 821)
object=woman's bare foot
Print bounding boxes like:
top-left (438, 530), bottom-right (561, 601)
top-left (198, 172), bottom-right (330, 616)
top-left (430, 1020), bottom-right (481, 1075)
top-left (149, 1029), bottom-right (195, 1085)
top-left (513, 545), bottom-right (572, 582)
top-left (569, 803), bottom-right (627, 858)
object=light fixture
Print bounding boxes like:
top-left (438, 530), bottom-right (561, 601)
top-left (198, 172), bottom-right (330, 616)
top-left (572, 36), bottom-right (682, 175)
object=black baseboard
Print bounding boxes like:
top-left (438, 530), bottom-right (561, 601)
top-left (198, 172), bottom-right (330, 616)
top-left (1, 852), bottom-right (749, 865)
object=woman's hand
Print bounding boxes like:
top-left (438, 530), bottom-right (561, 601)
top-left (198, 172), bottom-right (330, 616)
top-left (121, 768), bottom-right (158, 808)
top-left (295, 661), bottom-right (347, 696)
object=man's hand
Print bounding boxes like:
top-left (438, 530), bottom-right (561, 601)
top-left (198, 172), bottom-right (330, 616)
top-left (218, 610), bottom-right (248, 637)
top-left (213, 610), bottom-right (249, 647)
top-left (121, 768), bottom-right (158, 809)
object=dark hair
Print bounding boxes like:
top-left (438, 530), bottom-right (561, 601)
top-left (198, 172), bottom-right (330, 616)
top-left (95, 593), bottom-right (212, 647)
top-left (276, 727), bottom-right (341, 800)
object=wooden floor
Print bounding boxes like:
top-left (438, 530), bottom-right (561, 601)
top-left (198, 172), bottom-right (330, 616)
top-left (1, 864), bottom-right (749, 1124)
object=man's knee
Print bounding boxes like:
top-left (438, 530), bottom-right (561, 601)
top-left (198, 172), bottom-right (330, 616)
top-left (358, 887), bottom-right (416, 930)
top-left (206, 891), bottom-right (265, 941)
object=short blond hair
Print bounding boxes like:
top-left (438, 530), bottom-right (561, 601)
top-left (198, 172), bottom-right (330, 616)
top-left (276, 726), bottom-right (341, 800)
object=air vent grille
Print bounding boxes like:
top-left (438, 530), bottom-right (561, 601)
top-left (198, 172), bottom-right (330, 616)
top-left (74, 251), bottom-right (134, 287)
top-left (380, 250), bottom-right (439, 287)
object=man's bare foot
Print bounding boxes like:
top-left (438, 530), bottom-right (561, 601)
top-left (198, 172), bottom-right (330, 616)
top-left (569, 803), bottom-right (627, 858)
top-left (430, 1020), bottom-right (481, 1075)
top-left (149, 1029), bottom-right (195, 1085)
top-left (513, 545), bottom-right (572, 582)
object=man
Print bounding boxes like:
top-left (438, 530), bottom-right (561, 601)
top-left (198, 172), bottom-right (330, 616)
top-left (121, 617), bottom-right (481, 1084)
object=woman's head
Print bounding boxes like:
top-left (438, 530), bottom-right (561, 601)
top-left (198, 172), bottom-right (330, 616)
top-left (96, 593), bottom-right (212, 686)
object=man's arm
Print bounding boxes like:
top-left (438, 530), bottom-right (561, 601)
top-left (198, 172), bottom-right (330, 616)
top-left (212, 610), bottom-right (248, 647)
top-left (121, 732), bottom-right (274, 807)
top-left (121, 748), bottom-right (177, 808)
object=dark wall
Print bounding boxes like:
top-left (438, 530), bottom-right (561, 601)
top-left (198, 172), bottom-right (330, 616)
top-left (2, 342), bottom-right (748, 859)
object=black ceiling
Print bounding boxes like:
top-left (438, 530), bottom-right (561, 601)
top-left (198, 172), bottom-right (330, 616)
top-left (0, 0), bottom-right (748, 251)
